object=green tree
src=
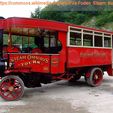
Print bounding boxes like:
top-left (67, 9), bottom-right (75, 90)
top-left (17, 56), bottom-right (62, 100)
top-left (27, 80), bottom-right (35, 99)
top-left (31, 0), bottom-right (113, 27)
top-left (31, 7), bottom-right (41, 18)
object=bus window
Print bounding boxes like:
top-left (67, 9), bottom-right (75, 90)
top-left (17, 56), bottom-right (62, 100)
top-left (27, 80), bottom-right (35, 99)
top-left (23, 36), bottom-right (37, 53)
top-left (44, 35), bottom-right (49, 48)
top-left (44, 35), bottom-right (56, 48)
top-left (33, 30), bottom-right (61, 54)
top-left (43, 32), bottom-right (61, 53)
top-left (70, 32), bottom-right (81, 46)
top-left (94, 35), bottom-right (103, 47)
top-left (83, 34), bottom-right (93, 46)
top-left (2, 34), bottom-right (22, 55)
top-left (12, 35), bottom-right (22, 49)
top-left (3, 34), bottom-right (8, 45)
top-left (50, 36), bottom-right (56, 47)
top-left (104, 37), bottom-right (111, 47)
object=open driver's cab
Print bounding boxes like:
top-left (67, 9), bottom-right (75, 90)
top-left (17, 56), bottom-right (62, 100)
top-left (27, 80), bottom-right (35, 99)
top-left (3, 27), bottom-right (63, 74)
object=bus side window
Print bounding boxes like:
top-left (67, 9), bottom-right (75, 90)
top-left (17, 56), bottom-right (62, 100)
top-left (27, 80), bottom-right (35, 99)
top-left (70, 32), bottom-right (81, 46)
top-left (94, 35), bottom-right (103, 47)
top-left (83, 34), bottom-right (93, 46)
top-left (35, 36), bottom-right (44, 49)
top-left (104, 37), bottom-right (111, 47)
top-left (50, 36), bottom-right (56, 47)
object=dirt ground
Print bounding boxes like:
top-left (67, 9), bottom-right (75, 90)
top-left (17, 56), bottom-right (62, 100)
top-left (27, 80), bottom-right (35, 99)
top-left (0, 72), bottom-right (113, 113)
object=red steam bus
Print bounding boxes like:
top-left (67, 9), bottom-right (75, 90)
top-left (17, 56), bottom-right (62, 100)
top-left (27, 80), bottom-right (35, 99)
top-left (0, 17), bottom-right (112, 101)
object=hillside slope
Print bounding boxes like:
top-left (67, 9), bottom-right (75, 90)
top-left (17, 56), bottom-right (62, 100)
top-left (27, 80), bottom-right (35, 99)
top-left (31, 0), bottom-right (113, 31)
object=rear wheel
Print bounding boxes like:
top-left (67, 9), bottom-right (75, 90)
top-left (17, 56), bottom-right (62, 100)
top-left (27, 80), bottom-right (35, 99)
top-left (0, 76), bottom-right (24, 101)
top-left (86, 68), bottom-right (103, 87)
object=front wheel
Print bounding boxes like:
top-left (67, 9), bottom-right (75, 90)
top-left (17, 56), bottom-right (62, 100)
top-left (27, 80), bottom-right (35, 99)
top-left (86, 68), bottom-right (103, 87)
top-left (0, 76), bottom-right (24, 101)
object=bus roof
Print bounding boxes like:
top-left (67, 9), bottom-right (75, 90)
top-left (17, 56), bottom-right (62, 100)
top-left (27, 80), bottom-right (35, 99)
top-left (3, 17), bottom-right (113, 35)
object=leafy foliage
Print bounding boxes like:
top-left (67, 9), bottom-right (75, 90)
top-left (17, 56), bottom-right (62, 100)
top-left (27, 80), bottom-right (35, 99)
top-left (95, 12), bottom-right (113, 27)
top-left (31, 0), bottom-right (113, 27)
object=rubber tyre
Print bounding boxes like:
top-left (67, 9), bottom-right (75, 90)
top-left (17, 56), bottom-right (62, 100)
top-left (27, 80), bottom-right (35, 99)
top-left (0, 76), bottom-right (24, 101)
top-left (86, 68), bottom-right (103, 87)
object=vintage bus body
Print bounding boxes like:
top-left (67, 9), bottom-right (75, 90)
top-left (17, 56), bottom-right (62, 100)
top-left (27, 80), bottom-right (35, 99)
top-left (0, 17), bottom-right (112, 101)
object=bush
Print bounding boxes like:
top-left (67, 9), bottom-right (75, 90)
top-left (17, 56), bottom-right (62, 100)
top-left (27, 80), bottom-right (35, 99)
top-left (95, 12), bottom-right (113, 27)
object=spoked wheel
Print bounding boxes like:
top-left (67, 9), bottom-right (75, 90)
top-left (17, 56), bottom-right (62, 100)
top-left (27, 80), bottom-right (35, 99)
top-left (86, 68), bottom-right (103, 87)
top-left (0, 76), bottom-right (24, 101)
top-left (69, 74), bottom-right (81, 82)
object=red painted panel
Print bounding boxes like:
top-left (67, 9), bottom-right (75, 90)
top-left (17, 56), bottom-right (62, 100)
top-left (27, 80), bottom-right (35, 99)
top-left (67, 47), bottom-right (112, 68)
top-left (9, 54), bottom-right (50, 73)
top-left (58, 32), bottom-right (67, 73)
top-left (51, 55), bottom-right (60, 74)
top-left (6, 17), bottom-right (67, 31)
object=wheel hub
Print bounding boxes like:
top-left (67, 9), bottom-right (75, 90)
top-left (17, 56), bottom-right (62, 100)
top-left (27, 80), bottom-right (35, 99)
top-left (8, 86), bottom-right (14, 92)
top-left (95, 74), bottom-right (98, 80)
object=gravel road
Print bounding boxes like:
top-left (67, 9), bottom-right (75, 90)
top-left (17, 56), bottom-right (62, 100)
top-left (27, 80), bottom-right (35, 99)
top-left (0, 72), bottom-right (113, 113)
